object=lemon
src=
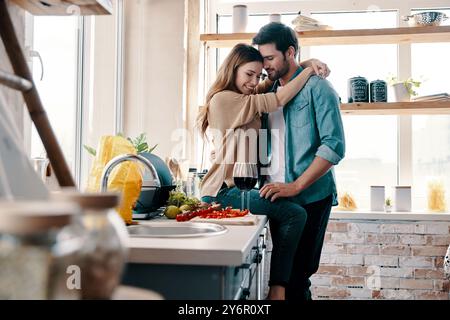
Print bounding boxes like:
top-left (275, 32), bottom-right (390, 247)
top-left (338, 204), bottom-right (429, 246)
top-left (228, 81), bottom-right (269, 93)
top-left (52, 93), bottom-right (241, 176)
top-left (179, 204), bottom-right (192, 212)
top-left (165, 205), bottom-right (181, 219)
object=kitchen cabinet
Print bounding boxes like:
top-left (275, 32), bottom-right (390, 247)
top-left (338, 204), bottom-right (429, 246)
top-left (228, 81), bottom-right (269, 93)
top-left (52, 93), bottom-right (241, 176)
top-left (200, 25), bottom-right (450, 115)
top-left (121, 218), bottom-right (268, 300)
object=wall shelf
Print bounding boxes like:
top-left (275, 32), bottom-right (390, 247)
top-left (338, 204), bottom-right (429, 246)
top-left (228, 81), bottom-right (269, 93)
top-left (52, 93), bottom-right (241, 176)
top-left (200, 26), bottom-right (450, 48)
top-left (340, 101), bottom-right (450, 115)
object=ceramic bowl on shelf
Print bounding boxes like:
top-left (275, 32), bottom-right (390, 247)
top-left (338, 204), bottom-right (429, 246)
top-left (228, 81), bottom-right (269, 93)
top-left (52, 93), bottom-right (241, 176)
top-left (402, 11), bottom-right (448, 27)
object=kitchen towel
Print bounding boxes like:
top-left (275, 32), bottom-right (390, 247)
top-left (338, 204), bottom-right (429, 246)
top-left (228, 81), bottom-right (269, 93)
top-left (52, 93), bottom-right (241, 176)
top-left (0, 95), bottom-right (48, 200)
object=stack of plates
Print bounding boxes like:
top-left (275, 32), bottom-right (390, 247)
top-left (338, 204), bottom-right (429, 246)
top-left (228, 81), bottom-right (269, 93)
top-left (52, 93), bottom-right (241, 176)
top-left (292, 13), bottom-right (332, 32)
top-left (412, 93), bottom-right (450, 102)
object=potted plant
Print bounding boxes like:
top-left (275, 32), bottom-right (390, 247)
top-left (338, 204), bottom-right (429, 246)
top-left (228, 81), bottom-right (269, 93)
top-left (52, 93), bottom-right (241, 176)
top-left (384, 197), bottom-right (393, 213)
top-left (387, 76), bottom-right (421, 102)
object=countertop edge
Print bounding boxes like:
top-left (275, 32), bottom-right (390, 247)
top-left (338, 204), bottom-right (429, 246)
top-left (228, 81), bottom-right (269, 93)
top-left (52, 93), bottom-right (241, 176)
top-left (127, 216), bottom-right (268, 266)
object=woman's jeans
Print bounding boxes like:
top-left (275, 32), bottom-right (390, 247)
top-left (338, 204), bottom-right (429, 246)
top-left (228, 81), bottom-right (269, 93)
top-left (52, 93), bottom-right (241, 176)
top-left (202, 187), bottom-right (307, 287)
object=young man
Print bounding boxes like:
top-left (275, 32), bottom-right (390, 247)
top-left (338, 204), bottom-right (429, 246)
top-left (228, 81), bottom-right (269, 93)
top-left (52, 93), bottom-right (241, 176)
top-left (253, 22), bottom-right (346, 300)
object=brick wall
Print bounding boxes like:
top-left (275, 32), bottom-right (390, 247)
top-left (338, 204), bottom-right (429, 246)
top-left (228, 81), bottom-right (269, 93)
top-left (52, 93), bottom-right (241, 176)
top-left (311, 219), bottom-right (450, 300)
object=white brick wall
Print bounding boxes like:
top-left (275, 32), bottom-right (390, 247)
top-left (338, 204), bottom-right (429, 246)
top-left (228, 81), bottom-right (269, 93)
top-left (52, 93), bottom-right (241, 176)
top-left (311, 219), bottom-right (450, 300)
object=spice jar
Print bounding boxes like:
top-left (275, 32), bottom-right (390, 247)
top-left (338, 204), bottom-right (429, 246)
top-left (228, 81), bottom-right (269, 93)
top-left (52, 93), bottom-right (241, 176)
top-left (0, 201), bottom-right (83, 300)
top-left (348, 76), bottom-right (369, 103)
top-left (53, 191), bottom-right (129, 299)
top-left (370, 80), bottom-right (388, 102)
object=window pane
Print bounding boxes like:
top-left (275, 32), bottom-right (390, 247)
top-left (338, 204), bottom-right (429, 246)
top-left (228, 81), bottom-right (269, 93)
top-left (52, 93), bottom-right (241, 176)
top-left (412, 116), bottom-right (450, 211)
top-left (336, 117), bottom-right (397, 209)
top-left (309, 11), bottom-right (398, 210)
top-left (31, 17), bottom-right (79, 173)
top-left (411, 8), bottom-right (450, 212)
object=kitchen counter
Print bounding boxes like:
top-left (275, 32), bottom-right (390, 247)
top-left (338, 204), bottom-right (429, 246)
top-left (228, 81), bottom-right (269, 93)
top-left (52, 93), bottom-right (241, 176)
top-left (122, 215), bottom-right (269, 299)
top-left (127, 215), bottom-right (267, 266)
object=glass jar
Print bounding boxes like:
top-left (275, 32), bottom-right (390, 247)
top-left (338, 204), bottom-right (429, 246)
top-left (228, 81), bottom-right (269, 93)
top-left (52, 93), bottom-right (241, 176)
top-left (185, 168), bottom-right (198, 197)
top-left (0, 201), bottom-right (83, 300)
top-left (427, 178), bottom-right (447, 212)
top-left (53, 191), bottom-right (129, 299)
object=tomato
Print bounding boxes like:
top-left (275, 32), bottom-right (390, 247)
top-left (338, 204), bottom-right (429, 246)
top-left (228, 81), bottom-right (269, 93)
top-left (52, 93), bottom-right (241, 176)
top-left (176, 204), bottom-right (249, 221)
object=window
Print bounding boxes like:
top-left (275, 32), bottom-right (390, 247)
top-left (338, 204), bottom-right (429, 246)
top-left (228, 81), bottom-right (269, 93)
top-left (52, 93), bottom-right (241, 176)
top-left (30, 16), bottom-right (80, 176)
top-left (203, 1), bottom-right (450, 212)
top-left (214, 10), bottom-right (399, 209)
top-left (309, 11), bottom-right (398, 209)
top-left (411, 8), bottom-right (450, 211)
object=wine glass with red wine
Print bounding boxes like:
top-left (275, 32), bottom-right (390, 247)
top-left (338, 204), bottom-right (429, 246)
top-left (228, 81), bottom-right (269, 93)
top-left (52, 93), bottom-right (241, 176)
top-left (233, 162), bottom-right (258, 211)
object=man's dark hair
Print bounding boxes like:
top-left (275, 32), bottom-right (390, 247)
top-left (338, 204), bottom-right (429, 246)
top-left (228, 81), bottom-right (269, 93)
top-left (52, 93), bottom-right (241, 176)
top-left (252, 22), bottom-right (299, 56)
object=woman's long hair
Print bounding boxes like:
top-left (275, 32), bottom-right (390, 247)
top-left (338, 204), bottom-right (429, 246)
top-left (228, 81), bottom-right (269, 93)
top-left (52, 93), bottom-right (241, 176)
top-left (196, 43), bottom-right (263, 138)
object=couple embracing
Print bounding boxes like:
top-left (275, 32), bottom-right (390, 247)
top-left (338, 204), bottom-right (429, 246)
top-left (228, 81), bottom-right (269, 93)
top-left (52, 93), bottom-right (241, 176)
top-left (197, 22), bottom-right (345, 301)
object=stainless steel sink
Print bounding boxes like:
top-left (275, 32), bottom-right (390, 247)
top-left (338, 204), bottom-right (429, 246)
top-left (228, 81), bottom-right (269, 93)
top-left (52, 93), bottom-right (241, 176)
top-left (127, 222), bottom-right (228, 238)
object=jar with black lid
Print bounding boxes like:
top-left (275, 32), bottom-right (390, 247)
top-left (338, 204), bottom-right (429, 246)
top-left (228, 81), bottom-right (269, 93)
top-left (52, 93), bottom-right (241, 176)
top-left (370, 80), bottom-right (388, 102)
top-left (348, 76), bottom-right (369, 103)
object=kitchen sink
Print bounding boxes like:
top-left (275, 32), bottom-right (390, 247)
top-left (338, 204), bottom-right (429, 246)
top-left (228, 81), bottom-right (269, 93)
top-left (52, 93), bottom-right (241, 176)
top-left (127, 222), bottom-right (228, 238)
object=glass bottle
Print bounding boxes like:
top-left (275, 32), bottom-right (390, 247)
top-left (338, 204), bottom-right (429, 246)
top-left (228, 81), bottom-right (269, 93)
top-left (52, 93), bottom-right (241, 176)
top-left (0, 201), bottom-right (83, 300)
top-left (53, 191), bottom-right (128, 299)
top-left (186, 168), bottom-right (197, 197)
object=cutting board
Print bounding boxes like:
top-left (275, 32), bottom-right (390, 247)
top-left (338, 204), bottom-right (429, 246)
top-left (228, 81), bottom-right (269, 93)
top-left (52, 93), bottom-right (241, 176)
top-left (190, 214), bottom-right (259, 225)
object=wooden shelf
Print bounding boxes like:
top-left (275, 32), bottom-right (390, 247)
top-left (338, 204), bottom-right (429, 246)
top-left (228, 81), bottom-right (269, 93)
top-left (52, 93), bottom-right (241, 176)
top-left (340, 101), bottom-right (450, 115)
top-left (200, 26), bottom-right (450, 48)
top-left (11, 0), bottom-right (113, 16)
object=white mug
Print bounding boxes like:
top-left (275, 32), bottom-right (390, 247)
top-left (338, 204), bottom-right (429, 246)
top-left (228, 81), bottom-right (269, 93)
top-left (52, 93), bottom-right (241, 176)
top-left (370, 186), bottom-right (385, 211)
top-left (233, 5), bottom-right (248, 33)
top-left (394, 186), bottom-right (411, 212)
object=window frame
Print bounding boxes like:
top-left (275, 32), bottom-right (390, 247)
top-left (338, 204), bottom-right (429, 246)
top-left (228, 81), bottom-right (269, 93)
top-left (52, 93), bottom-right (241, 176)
top-left (24, 0), bottom-right (125, 189)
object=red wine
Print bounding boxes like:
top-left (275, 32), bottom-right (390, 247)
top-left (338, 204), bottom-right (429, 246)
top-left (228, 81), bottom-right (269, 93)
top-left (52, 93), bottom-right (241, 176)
top-left (234, 177), bottom-right (257, 191)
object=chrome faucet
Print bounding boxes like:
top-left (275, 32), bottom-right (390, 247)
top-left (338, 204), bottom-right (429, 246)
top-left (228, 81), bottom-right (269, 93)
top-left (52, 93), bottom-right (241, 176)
top-left (100, 154), bottom-right (161, 192)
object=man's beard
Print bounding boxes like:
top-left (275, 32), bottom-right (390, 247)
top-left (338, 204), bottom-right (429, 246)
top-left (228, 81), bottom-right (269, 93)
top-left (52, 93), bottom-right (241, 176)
top-left (267, 57), bottom-right (289, 81)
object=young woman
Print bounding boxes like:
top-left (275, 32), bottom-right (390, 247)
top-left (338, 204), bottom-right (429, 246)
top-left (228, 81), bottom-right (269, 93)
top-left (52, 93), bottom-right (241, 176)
top-left (197, 43), bottom-right (329, 300)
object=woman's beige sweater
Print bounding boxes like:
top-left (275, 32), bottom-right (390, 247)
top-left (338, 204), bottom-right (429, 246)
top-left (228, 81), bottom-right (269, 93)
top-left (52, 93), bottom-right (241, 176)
top-left (200, 86), bottom-right (279, 198)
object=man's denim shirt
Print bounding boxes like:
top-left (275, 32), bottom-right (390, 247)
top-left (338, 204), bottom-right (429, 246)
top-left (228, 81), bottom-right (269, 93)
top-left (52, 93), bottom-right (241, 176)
top-left (260, 67), bottom-right (345, 206)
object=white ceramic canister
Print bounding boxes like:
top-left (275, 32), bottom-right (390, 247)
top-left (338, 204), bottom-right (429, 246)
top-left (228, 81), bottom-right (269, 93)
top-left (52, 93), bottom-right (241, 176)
top-left (394, 186), bottom-right (412, 212)
top-left (269, 13), bottom-right (282, 23)
top-left (233, 5), bottom-right (248, 33)
top-left (370, 186), bottom-right (385, 211)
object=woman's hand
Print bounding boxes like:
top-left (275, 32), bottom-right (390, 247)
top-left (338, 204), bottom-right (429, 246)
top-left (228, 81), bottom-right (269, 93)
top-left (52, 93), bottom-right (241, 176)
top-left (300, 58), bottom-right (330, 79)
top-left (259, 182), bottom-right (301, 202)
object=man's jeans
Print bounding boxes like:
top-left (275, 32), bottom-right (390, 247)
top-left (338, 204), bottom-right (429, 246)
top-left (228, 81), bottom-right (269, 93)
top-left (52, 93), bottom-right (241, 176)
top-left (202, 186), bottom-right (307, 287)
top-left (282, 194), bottom-right (333, 300)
